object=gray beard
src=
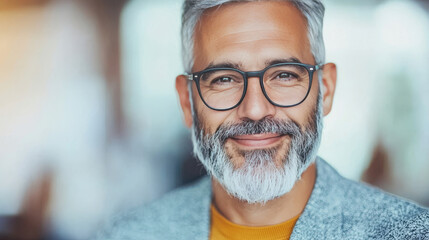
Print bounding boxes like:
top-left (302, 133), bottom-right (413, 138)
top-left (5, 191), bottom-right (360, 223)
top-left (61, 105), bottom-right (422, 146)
top-left (191, 91), bottom-right (324, 204)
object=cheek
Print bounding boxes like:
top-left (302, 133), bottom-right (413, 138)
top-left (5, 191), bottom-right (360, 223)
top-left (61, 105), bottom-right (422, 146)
top-left (277, 80), bottom-right (319, 126)
top-left (194, 99), bottom-right (233, 134)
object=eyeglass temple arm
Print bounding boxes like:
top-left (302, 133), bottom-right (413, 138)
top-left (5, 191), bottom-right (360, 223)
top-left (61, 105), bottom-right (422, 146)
top-left (186, 74), bottom-right (194, 81)
top-left (315, 64), bottom-right (324, 70)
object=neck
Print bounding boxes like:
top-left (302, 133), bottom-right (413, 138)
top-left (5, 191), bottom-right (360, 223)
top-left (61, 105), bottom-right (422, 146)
top-left (211, 162), bottom-right (316, 226)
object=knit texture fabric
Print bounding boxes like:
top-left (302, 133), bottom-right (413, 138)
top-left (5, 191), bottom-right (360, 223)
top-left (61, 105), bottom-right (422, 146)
top-left (94, 157), bottom-right (429, 239)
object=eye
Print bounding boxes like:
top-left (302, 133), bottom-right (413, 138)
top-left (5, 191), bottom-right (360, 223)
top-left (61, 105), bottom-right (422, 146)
top-left (210, 76), bottom-right (239, 85)
top-left (275, 72), bottom-right (297, 81)
top-left (215, 77), bottom-right (233, 83)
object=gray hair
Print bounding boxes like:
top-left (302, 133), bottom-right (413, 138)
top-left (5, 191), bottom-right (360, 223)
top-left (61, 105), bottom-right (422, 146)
top-left (181, 0), bottom-right (326, 73)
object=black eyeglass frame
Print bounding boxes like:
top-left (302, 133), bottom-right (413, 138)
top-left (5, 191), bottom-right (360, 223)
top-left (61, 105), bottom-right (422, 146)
top-left (187, 62), bottom-right (323, 111)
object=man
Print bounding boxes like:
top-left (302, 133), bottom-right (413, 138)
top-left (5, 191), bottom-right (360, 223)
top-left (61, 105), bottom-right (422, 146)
top-left (96, 0), bottom-right (429, 239)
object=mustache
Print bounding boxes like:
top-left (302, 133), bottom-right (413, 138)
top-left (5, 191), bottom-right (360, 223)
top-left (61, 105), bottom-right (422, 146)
top-left (209, 118), bottom-right (302, 144)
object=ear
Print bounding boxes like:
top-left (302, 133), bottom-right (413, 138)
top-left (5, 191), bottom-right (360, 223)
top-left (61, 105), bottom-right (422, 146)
top-left (176, 75), bottom-right (193, 128)
top-left (320, 63), bottom-right (337, 116)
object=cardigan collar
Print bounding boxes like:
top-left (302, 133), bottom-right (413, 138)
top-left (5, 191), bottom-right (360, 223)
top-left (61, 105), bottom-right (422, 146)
top-left (192, 157), bottom-right (343, 239)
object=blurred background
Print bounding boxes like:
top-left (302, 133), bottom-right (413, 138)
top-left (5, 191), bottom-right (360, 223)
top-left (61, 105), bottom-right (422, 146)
top-left (0, 0), bottom-right (428, 239)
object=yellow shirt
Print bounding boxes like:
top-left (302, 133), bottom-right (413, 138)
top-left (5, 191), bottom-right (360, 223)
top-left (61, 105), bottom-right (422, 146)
top-left (210, 205), bottom-right (300, 240)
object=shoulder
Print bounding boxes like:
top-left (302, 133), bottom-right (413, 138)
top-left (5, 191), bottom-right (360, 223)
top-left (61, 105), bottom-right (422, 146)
top-left (341, 177), bottom-right (429, 238)
top-left (93, 177), bottom-right (212, 240)
top-left (315, 158), bottom-right (429, 238)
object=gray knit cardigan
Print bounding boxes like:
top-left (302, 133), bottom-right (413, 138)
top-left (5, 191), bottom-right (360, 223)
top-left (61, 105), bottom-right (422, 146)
top-left (95, 158), bottom-right (429, 239)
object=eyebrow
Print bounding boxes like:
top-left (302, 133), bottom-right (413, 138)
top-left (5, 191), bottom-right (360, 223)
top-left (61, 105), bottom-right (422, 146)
top-left (265, 57), bottom-right (302, 66)
top-left (205, 61), bottom-right (242, 70)
top-left (203, 57), bottom-right (303, 71)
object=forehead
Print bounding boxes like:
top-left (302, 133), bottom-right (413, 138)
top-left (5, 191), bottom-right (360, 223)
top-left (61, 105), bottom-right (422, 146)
top-left (193, 1), bottom-right (312, 71)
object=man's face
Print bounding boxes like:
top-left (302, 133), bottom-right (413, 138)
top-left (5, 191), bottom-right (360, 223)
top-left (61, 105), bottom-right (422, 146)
top-left (192, 1), bottom-right (319, 155)
top-left (177, 1), bottom-right (334, 203)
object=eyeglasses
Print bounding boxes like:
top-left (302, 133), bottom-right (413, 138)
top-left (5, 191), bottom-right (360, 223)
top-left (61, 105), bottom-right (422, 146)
top-left (187, 62), bottom-right (323, 111)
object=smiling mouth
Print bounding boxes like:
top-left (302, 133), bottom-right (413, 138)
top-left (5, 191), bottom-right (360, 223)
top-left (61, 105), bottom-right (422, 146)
top-left (229, 133), bottom-right (286, 149)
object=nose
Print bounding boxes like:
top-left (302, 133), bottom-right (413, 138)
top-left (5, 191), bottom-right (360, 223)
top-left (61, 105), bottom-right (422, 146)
top-left (236, 76), bottom-right (276, 121)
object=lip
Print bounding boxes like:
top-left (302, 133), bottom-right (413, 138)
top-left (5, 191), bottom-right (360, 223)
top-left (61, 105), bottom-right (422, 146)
top-left (229, 133), bottom-right (285, 148)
